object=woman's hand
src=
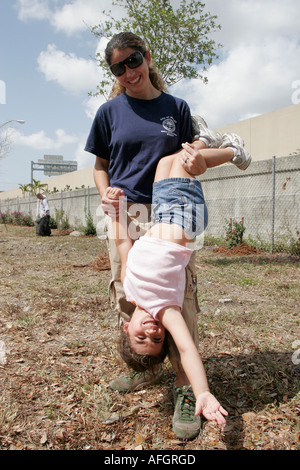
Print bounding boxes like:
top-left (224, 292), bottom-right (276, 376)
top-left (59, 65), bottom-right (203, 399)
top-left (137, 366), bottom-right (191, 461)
top-left (180, 142), bottom-right (207, 175)
top-left (101, 186), bottom-right (125, 217)
top-left (196, 391), bottom-right (228, 425)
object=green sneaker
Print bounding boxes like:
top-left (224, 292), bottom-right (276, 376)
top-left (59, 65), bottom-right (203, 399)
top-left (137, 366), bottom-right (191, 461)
top-left (172, 385), bottom-right (201, 440)
top-left (109, 365), bottom-right (163, 392)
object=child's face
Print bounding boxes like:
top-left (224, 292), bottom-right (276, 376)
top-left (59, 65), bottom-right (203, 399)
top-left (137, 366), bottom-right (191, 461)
top-left (123, 307), bottom-right (165, 356)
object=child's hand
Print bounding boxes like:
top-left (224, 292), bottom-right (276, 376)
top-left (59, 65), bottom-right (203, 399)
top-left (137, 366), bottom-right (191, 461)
top-left (196, 391), bottom-right (228, 425)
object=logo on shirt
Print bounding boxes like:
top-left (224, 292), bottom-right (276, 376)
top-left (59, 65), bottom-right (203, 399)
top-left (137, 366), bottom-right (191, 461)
top-left (161, 116), bottom-right (177, 137)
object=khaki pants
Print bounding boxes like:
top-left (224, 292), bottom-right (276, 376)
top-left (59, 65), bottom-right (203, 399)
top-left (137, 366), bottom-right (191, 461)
top-left (106, 203), bottom-right (200, 374)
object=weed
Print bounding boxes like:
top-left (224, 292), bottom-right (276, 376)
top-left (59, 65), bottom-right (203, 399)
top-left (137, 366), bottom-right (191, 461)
top-left (82, 211), bottom-right (96, 236)
top-left (224, 218), bottom-right (246, 248)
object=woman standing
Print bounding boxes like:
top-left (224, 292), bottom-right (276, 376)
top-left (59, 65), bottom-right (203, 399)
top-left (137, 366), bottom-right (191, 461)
top-left (85, 32), bottom-right (206, 439)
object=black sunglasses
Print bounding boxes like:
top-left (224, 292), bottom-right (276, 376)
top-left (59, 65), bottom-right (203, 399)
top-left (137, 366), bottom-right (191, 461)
top-left (109, 51), bottom-right (145, 77)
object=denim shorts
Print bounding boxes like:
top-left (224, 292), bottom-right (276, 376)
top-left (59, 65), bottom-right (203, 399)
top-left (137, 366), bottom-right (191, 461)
top-left (151, 177), bottom-right (208, 239)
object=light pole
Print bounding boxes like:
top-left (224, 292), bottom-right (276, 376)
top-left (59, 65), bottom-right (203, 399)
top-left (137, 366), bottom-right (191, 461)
top-left (0, 120), bottom-right (25, 129)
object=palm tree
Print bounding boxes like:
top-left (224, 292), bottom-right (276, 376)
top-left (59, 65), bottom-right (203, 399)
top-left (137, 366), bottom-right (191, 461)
top-left (18, 183), bottom-right (31, 197)
top-left (30, 179), bottom-right (48, 195)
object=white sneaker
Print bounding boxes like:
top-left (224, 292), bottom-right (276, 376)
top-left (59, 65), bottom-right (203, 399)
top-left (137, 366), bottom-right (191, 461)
top-left (220, 133), bottom-right (252, 170)
top-left (220, 132), bottom-right (244, 148)
top-left (191, 115), bottom-right (223, 148)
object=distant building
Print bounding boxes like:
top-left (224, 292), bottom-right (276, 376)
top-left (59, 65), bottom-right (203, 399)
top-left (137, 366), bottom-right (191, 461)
top-left (214, 103), bottom-right (300, 161)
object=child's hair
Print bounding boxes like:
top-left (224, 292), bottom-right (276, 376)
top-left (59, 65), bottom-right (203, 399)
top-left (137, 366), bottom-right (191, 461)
top-left (105, 31), bottom-right (167, 99)
top-left (118, 329), bottom-right (168, 373)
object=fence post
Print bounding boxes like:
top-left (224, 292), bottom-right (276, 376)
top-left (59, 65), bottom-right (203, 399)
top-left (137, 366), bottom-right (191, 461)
top-left (270, 156), bottom-right (276, 253)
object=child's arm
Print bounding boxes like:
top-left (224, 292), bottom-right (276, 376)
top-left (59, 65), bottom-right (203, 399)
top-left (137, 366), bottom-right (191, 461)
top-left (113, 219), bottom-right (133, 284)
top-left (106, 186), bottom-right (133, 283)
top-left (160, 307), bottom-right (228, 424)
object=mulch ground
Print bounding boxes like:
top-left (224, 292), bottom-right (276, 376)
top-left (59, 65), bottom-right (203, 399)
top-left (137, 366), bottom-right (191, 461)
top-left (0, 227), bottom-right (299, 451)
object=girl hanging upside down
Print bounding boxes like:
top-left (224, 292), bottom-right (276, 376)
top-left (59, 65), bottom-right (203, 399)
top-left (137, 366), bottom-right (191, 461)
top-left (106, 139), bottom-right (250, 425)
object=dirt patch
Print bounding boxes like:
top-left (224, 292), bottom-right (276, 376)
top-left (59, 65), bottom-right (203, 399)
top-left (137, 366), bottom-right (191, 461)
top-left (0, 226), bottom-right (299, 450)
top-left (72, 253), bottom-right (111, 271)
top-left (213, 242), bottom-right (259, 256)
top-left (91, 254), bottom-right (111, 271)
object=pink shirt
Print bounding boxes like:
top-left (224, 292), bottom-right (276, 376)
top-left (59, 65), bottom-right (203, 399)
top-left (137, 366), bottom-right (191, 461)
top-left (123, 236), bottom-right (193, 319)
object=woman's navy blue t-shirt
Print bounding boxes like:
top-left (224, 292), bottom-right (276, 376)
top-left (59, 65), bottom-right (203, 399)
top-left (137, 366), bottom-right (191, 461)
top-left (84, 92), bottom-right (192, 203)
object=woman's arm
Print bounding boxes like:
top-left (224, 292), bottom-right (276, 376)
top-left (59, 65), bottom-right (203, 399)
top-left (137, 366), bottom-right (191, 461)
top-left (94, 156), bottom-right (109, 197)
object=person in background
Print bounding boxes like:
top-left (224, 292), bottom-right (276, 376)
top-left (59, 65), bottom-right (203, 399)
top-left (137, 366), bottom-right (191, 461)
top-left (36, 193), bottom-right (51, 236)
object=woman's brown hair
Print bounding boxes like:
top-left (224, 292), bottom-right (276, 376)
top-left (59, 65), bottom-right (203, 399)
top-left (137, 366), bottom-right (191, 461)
top-left (105, 31), bottom-right (167, 99)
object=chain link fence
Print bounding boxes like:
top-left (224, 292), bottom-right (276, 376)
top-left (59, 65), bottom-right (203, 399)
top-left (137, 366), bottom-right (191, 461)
top-left (200, 154), bottom-right (300, 254)
top-left (1, 155), bottom-right (299, 255)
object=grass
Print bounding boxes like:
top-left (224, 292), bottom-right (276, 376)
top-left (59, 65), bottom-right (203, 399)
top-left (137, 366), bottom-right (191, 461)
top-left (0, 224), bottom-right (299, 450)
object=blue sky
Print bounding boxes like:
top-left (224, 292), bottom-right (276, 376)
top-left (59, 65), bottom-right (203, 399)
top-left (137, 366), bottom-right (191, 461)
top-left (1, 0), bottom-right (300, 191)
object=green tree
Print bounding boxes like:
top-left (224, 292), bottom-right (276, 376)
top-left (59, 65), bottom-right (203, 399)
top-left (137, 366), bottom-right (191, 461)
top-left (18, 183), bottom-right (31, 197)
top-left (30, 179), bottom-right (48, 195)
top-left (91, 0), bottom-right (221, 98)
top-left (0, 128), bottom-right (13, 159)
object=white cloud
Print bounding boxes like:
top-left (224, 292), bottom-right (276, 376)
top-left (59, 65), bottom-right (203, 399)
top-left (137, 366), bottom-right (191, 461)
top-left (75, 138), bottom-right (95, 169)
top-left (37, 36), bottom-right (108, 117)
top-left (207, 0), bottom-right (300, 48)
top-left (95, 36), bottom-right (109, 60)
top-left (50, 0), bottom-right (110, 35)
top-left (15, 0), bottom-right (51, 21)
top-left (12, 128), bottom-right (78, 151)
top-left (172, 1), bottom-right (300, 128)
top-left (37, 44), bottom-right (101, 94)
top-left (15, 0), bottom-right (121, 35)
top-left (16, 0), bottom-right (300, 131)
top-left (83, 94), bottom-right (105, 120)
